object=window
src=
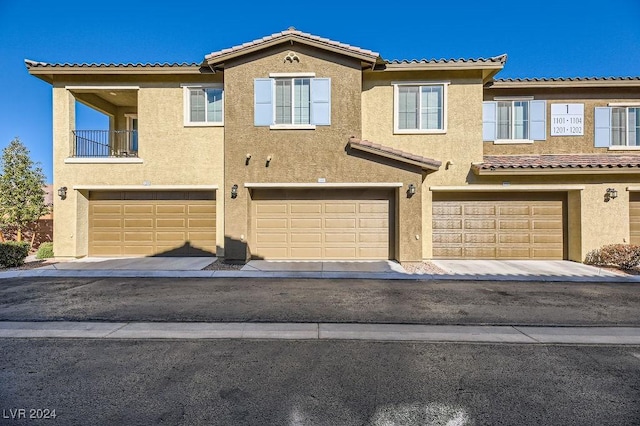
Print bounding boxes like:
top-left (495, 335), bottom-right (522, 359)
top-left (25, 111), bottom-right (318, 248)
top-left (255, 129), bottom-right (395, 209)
top-left (483, 99), bottom-right (546, 142)
top-left (497, 101), bottom-right (529, 139)
top-left (394, 83), bottom-right (446, 133)
top-left (595, 106), bottom-right (640, 148)
top-left (274, 78), bottom-right (311, 125)
top-left (254, 77), bottom-right (330, 128)
top-left (183, 85), bottom-right (223, 126)
top-left (612, 107), bottom-right (640, 146)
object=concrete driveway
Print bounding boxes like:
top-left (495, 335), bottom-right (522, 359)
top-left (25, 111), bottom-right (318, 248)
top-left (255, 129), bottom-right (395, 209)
top-left (431, 259), bottom-right (621, 278)
top-left (40, 257), bottom-right (215, 271)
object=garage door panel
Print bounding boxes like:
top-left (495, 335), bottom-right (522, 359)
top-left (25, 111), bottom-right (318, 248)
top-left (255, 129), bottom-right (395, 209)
top-left (92, 205), bottom-right (122, 214)
top-left (325, 218), bottom-right (356, 229)
top-left (291, 247), bottom-right (323, 258)
top-left (464, 233), bottom-right (496, 244)
top-left (89, 191), bottom-right (216, 256)
top-left (499, 234), bottom-right (530, 244)
top-left (124, 232), bottom-right (154, 242)
top-left (433, 194), bottom-right (565, 260)
top-left (125, 205), bottom-right (154, 215)
top-left (433, 220), bottom-right (462, 230)
top-left (465, 205), bottom-right (495, 215)
top-left (291, 233), bottom-right (322, 243)
top-left (124, 218), bottom-right (154, 228)
top-left (157, 205), bottom-right (186, 215)
top-left (499, 220), bottom-right (530, 230)
top-left (291, 218), bottom-right (322, 229)
top-left (252, 192), bottom-right (390, 260)
top-left (92, 219), bottom-right (122, 228)
top-left (465, 219), bottom-right (496, 230)
top-left (291, 204), bottom-right (322, 214)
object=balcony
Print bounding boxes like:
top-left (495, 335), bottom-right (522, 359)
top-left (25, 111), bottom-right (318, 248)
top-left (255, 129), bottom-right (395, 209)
top-left (72, 130), bottom-right (138, 158)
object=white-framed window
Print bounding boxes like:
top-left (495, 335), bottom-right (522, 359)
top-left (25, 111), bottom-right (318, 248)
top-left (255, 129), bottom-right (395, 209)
top-left (254, 75), bottom-right (330, 128)
top-left (612, 107), bottom-right (640, 146)
top-left (274, 78), bottom-right (311, 125)
top-left (483, 99), bottom-right (546, 143)
top-left (497, 100), bottom-right (529, 140)
top-left (595, 106), bottom-right (640, 148)
top-left (393, 82), bottom-right (448, 134)
top-left (182, 84), bottom-right (223, 126)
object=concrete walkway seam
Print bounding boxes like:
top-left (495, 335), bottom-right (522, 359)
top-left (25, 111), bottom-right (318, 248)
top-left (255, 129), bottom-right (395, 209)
top-left (1, 322), bottom-right (640, 345)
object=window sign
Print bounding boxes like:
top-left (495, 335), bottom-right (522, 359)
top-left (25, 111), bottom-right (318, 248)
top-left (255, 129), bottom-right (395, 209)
top-left (551, 103), bottom-right (584, 136)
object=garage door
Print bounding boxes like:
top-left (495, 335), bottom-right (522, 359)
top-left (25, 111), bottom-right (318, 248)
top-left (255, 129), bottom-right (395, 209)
top-left (89, 191), bottom-right (216, 256)
top-left (432, 193), bottom-right (566, 259)
top-left (251, 189), bottom-right (392, 260)
top-left (630, 193), bottom-right (640, 245)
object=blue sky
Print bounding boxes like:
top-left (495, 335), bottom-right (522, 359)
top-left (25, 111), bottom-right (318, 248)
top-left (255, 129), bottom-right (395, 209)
top-left (1, 0), bottom-right (639, 183)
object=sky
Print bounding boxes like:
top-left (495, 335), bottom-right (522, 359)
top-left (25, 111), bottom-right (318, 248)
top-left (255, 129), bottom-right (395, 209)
top-left (1, 0), bottom-right (639, 183)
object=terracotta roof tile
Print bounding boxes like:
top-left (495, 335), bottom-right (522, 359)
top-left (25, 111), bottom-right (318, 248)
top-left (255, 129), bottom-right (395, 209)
top-left (348, 137), bottom-right (441, 171)
top-left (24, 59), bottom-right (201, 68)
top-left (386, 54), bottom-right (507, 65)
top-left (474, 154), bottom-right (640, 171)
top-left (495, 76), bottom-right (640, 83)
top-left (205, 28), bottom-right (379, 61)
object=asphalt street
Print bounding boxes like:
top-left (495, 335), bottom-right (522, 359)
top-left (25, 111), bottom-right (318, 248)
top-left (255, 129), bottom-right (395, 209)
top-left (1, 339), bottom-right (639, 426)
top-left (0, 277), bottom-right (639, 325)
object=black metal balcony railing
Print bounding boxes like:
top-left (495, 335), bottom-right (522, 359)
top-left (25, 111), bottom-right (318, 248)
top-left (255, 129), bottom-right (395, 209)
top-left (72, 130), bottom-right (138, 158)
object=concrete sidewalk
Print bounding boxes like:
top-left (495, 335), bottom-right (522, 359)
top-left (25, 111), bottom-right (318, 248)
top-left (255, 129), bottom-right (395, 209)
top-left (1, 321), bottom-right (639, 345)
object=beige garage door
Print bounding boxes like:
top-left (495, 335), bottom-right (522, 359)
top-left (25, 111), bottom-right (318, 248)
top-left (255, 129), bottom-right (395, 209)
top-left (432, 193), bottom-right (566, 259)
top-left (89, 191), bottom-right (216, 256)
top-left (630, 193), bottom-right (640, 245)
top-left (251, 189), bottom-right (392, 260)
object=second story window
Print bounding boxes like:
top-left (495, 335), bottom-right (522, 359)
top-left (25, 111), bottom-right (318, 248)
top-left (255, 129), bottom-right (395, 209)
top-left (394, 82), bottom-right (447, 134)
top-left (275, 78), bottom-right (311, 125)
top-left (483, 99), bottom-right (547, 143)
top-left (183, 84), bottom-right (223, 126)
top-left (595, 106), bottom-right (640, 148)
top-left (255, 75), bottom-right (331, 128)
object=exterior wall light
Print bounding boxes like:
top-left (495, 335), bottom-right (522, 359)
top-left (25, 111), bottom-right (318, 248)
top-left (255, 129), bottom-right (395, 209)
top-left (57, 186), bottom-right (67, 200)
top-left (231, 184), bottom-right (238, 199)
top-left (407, 184), bottom-right (416, 197)
top-left (605, 187), bottom-right (618, 202)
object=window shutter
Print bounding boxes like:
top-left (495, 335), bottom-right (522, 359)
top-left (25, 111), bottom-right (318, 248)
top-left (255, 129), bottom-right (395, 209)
top-left (594, 107), bottom-right (611, 147)
top-left (310, 78), bottom-right (331, 125)
top-left (254, 78), bottom-right (273, 126)
top-left (530, 100), bottom-right (547, 140)
top-left (482, 102), bottom-right (497, 141)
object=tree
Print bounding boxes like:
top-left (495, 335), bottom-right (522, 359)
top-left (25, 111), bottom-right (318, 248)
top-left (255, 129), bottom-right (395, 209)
top-left (0, 138), bottom-right (48, 242)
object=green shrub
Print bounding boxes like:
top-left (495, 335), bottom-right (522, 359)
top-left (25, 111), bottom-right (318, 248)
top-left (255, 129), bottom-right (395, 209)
top-left (0, 241), bottom-right (30, 268)
top-left (36, 242), bottom-right (54, 259)
top-left (584, 244), bottom-right (640, 269)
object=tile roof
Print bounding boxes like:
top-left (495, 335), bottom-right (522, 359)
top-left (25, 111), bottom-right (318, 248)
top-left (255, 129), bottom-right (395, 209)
top-left (473, 154), bottom-right (640, 171)
top-left (348, 137), bottom-right (442, 171)
top-left (24, 59), bottom-right (201, 68)
top-left (495, 76), bottom-right (640, 83)
top-left (385, 54), bottom-right (507, 65)
top-left (205, 27), bottom-right (379, 61)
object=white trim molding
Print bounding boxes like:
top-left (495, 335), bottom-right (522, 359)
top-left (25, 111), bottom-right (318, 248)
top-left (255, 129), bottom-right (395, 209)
top-left (493, 139), bottom-right (534, 145)
top-left (182, 83), bottom-right (224, 127)
top-left (269, 124), bottom-right (316, 130)
top-left (244, 182), bottom-right (404, 189)
top-left (65, 85), bottom-right (140, 90)
top-left (430, 185), bottom-right (585, 192)
top-left (269, 72), bottom-right (316, 78)
top-left (65, 157), bottom-right (143, 164)
top-left (73, 184), bottom-right (219, 191)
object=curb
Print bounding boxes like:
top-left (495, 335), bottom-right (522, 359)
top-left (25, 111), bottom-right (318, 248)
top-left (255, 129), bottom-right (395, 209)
top-left (1, 321), bottom-right (640, 344)
top-left (1, 269), bottom-right (640, 282)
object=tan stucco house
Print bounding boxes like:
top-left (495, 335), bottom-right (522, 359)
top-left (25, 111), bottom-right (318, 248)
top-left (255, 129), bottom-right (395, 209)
top-left (26, 28), bottom-right (640, 263)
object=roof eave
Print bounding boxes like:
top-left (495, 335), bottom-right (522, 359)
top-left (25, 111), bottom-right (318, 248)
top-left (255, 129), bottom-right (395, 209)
top-left (205, 35), bottom-right (379, 68)
top-left (487, 80), bottom-right (640, 89)
top-left (379, 62), bottom-right (505, 72)
top-left (472, 166), bottom-right (640, 176)
top-left (349, 143), bottom-right (441, 172)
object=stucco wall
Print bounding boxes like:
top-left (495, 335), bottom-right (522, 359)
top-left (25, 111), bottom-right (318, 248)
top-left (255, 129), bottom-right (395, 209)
top-left (51, 74), bottom-right (225, 257)
top-left (222, 44), bottom-right (423, 261)
top-left (483, 87), bottom-right (640, 155)
top-left (362, 70), bottom-right (486, 258)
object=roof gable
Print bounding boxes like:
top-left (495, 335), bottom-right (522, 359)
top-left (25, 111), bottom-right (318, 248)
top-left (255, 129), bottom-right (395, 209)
top-left (205, 28), bottom-right (380, 69)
